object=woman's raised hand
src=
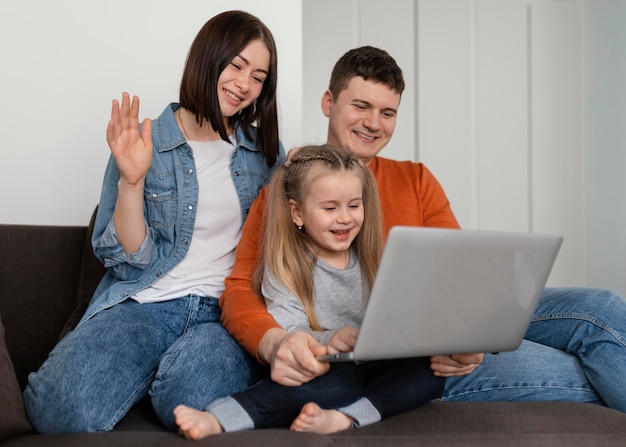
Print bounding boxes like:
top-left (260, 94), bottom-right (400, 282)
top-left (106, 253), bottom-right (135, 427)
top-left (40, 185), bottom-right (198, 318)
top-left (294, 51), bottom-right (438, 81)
top-left (106, 92), bottom-right (153, 186)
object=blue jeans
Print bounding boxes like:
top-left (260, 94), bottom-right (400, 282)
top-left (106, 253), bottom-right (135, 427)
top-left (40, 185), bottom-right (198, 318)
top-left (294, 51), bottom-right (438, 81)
top-left (526, 287), bottom-right (626, 411)
top-left (442, 287), bottom-right (626, 410)
top-left (23, 296), bottom-right (265, 433)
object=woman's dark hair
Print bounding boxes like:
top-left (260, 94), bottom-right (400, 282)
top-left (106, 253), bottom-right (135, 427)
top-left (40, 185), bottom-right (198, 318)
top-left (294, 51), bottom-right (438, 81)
top-left (179, 10), bottom-right (280, 166)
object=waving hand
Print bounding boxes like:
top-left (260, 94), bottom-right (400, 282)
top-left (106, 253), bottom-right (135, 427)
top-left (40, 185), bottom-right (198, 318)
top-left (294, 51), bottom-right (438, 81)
top-left (106, 92), bottom-right (153, 253)
top-left (106, 92), bottom-right (153, 186)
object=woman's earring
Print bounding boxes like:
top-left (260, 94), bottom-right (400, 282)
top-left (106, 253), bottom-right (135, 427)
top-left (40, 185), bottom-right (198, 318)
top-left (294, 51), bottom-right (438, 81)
top-left (297, 225), bottom-right (303, 230)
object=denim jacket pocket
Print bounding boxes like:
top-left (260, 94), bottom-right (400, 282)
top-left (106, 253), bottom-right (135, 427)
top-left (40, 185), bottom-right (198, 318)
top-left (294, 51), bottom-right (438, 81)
top-left (144, 181), bottom-right (177, 230)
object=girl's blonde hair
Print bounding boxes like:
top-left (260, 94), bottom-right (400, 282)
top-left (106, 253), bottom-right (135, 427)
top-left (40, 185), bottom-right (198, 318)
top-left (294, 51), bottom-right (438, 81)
top-left (253, 144), bottom-right (384, 330)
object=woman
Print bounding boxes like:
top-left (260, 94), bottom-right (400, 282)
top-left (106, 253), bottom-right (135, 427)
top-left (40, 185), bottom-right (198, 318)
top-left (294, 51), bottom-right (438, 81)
top-left (24, 10), bottom-right (285, 433)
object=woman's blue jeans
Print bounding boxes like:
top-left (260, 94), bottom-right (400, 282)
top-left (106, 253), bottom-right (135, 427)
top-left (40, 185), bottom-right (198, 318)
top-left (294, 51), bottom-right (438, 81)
top-left (23, 296), bottom-right (265, 433)
top-left (442, 287), bottom-right (626, 411)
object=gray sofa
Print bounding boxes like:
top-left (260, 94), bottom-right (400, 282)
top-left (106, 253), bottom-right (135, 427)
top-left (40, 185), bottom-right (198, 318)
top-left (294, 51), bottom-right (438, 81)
top-left (2, 211), bottom-right (626, 446)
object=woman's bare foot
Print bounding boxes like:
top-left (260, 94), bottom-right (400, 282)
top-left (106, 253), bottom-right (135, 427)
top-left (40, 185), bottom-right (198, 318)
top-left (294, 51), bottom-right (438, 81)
top-left (290, 402), bottom-right (354, 434)
top-left (173, 405), bottom-right (223, 440)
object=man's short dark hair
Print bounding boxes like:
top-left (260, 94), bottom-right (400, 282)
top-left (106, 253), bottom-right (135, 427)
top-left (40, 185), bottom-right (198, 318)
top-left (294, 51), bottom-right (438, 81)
top-left (328, 46), bottom-right (405, 99)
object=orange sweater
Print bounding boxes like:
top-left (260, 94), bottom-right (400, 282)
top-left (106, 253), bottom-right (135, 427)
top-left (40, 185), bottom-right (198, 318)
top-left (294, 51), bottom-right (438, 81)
top-left (220, 156), bottom-right (460, 360)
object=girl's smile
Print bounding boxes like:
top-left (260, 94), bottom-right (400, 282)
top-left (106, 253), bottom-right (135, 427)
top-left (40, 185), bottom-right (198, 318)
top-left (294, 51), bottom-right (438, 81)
top-left (290, 168), bottom-right (364, 269)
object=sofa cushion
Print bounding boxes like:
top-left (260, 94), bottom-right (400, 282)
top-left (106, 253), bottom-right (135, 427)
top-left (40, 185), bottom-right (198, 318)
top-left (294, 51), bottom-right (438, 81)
top-left (58, 206), bottom-right (106, 341)
top-left (0, 224), bottom-right (85, 390)
top-left (0, 313), bottom-right (33, 441)
top-left (332, 401), bottom-right (626, 446)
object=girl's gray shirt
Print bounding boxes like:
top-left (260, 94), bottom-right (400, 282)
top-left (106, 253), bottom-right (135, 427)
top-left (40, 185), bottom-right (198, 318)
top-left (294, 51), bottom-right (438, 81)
top-left (262, 247), bottom-right (369, 345)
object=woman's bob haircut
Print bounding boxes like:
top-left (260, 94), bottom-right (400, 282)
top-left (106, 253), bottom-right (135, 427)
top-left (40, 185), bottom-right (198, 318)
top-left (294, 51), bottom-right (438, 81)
top-left (179, 10), bottom-right (280, 166)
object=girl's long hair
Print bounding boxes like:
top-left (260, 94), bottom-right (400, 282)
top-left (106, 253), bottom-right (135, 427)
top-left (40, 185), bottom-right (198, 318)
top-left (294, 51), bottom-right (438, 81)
top-left (253, 144), bottom-right (384, 330)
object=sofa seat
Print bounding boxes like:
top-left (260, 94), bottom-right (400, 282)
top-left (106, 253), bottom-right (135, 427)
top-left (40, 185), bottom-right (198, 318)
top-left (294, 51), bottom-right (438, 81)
top-left (3, 218), bottom-right (626, 446)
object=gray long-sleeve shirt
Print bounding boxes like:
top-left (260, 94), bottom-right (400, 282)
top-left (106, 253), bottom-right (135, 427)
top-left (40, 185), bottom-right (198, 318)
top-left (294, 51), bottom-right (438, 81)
top-left (262, 248), bottom-right (369, 345)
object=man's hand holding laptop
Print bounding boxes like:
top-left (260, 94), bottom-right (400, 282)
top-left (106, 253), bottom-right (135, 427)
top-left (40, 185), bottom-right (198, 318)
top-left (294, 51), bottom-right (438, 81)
top-left (430, 353), bottom-right (484, 377)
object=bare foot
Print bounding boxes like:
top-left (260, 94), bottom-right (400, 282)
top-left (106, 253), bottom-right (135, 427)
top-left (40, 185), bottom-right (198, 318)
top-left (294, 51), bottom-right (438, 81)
top-left (173, 405), bottom-right (223, 440)
top-left (290, 402), bottom-right (354, 434)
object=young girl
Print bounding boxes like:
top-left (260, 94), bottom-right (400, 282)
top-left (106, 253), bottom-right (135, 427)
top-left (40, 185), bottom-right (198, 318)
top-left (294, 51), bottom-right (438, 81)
top-left (24, 10), bottom-right (285, 433)
top-left (174, 144), bottom-right (445, 439)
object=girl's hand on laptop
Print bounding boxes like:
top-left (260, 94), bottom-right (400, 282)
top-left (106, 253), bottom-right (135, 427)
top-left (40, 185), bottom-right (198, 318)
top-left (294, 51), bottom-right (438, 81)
top-left (327, 327), bottom-right (359, 354)
top-left (429, 353), bottom-right (484, 377)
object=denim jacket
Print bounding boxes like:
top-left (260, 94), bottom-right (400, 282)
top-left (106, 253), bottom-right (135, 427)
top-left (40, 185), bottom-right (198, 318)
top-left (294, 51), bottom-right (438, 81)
top-left (79, 103), bottom-right (285, 326)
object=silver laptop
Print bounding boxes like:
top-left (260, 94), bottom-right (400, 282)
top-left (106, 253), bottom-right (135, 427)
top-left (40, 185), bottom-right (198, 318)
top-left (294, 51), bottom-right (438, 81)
top-left (319, 226), bottom-right (562, 362)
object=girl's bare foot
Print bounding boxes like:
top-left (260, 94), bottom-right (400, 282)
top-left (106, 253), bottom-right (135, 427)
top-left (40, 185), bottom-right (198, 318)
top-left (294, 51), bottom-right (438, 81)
top-left (173, 405), bottom-right (223, 440)
top-left (290, 402), bottom-right (354, 434)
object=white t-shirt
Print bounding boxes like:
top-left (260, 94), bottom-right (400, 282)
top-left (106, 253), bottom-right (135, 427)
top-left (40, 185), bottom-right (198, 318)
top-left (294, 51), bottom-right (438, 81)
top-left (133, 137), bottom-right (241, 303)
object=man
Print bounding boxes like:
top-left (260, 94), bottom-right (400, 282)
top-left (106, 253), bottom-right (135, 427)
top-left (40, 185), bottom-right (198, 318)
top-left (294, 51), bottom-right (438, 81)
top-left (221, 46), bottom-right (626, 415)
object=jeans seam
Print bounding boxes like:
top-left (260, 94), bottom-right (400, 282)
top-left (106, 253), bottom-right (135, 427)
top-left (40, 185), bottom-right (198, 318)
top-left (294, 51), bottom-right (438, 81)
top-left (530, 313), bottom-right (626, 347)
top-left (442, 385), bottom-right (597, 400)
top-left (153, 300), bottom-right (199, 382)
top-left (104, 373), bottom-right (154, 431)
top-left (151, 296), bottom-right (220, 389)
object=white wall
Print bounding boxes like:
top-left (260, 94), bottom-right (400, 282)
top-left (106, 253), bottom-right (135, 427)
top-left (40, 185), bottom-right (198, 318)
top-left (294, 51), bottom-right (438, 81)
top-left (416, 0), bottom-right (586, 287)
top-left (2, 0), bottom-right (625, 296)
top-left (584, 0), bottom-right (626, 296)
top-left (0, 0), bottom-right (302, 226)
top-left (300, 0), bottom-right (626, 295)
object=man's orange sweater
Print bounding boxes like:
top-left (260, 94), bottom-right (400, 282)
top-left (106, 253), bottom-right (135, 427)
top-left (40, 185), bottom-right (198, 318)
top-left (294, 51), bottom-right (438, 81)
top-left (220, 156), bottom-right (460, 361)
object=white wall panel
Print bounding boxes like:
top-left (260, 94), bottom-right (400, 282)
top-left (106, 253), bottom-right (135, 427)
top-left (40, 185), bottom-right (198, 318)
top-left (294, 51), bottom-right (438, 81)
top-left (475, 1), bottom-right (530, 232)
top-left (416, 0), bottom-right (584, 285)
top-left (584, 0), bottom-right (626, 297)
top-left (531, 2), bottom-right (584, 285)
top-left (417, 0), bottom-right (475, 228)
